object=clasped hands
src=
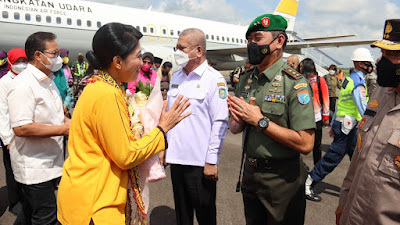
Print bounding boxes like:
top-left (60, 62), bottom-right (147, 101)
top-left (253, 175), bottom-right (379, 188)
top-left (227, 95), bottom-right (263, 127)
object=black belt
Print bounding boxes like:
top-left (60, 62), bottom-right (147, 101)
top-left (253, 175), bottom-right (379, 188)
top-left (246, 156), bottom-right (298, 169)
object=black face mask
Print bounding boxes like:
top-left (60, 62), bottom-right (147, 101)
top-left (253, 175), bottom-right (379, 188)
top-left (377, 56), bottom-right (400, 88)
top-left (247, 37), bottom-right (278, 65)
top-left (361, 62), bottom-right (374, 74)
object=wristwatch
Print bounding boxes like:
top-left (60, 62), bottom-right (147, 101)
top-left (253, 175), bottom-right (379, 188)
top-left (257, 117), bottom-right (269, 131)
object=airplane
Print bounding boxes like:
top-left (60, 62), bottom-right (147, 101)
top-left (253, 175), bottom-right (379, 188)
top-left (0, 0), bottom-right (376, 72)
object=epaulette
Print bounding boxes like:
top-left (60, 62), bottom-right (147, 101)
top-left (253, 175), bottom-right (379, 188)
top-left (240, 66), bottom-right (255, 75)
top-left (283, 68), bottom-right (302, 79)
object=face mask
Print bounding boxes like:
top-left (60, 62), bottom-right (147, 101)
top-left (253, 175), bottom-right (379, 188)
top-left (62, 57), bottom-right (69, 65)
top-left (40, 52), bottom-right (63, 72)
top-left (0, 58), bottom-right (6, 66)
top-left (174, 47), bottom-right (197, 67)
top-left (11, 63), bottom-right (27, 74)
top-left (247, 37), bottom-right (278, 65)
top-left (376, 56), bottom-right (400, 88)
top-left (329, 70), bottom-right (336, 75)
top-left (361, 62), bottom-right (373, 74)
top-left (141, 64), bottom-right (152, 72)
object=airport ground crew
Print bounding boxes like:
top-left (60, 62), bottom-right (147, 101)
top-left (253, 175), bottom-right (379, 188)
top-left (306, 48), bottom-right (374, 202)
top-left (228, 14), bottom-right (315, 225)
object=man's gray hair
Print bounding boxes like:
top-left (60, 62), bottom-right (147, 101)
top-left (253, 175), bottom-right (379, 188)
top-left (180, 28), bottom-right (207, 55)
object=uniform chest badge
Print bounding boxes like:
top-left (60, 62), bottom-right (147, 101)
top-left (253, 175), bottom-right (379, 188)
top-left (358, 118), bottom-right (366, 129)
top-left (269, 88), bottom-right (282, 93)
top-left (368, 100), bottom-right (379, 108)
top-left (247, 79), bottom-right (253, 84)
top-left (297, 90), bottom-right (310, 105)
top-left (244, 85), bottom-right (250, 90)
top-left (272, 82), bottom-right (281, 87)
top-left (171, 84), bottom-right (179, 89)
top-left (395, 156), bottom-right (400, 168)
top-left (197, 84), bottom-right (201, 88)
top-left (274, 75), bottom-right (283, 81)
top-left (219, 88), bottom-right (227, 99)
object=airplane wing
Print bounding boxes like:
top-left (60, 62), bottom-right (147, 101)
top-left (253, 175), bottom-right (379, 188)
top-left (285, 39), bottom-right (378, 54)
top-left (300, 34), bottom-right (356, 42)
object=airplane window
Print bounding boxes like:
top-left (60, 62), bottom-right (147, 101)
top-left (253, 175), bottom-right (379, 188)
top-left (178, 31), bottom-right (181, 35)
top-left (236, 38), bottom-right (239, 43)
top-left (163, 29), bottom-right (166, 35)
top-left (227, 37), bottom-right (229, 42)
top-left (14, 12), bottom-right (20, 20)
top-left (143, 26), bottom-right (147, 33)
top-left (25, 13), bottom-right (31, 21)
top-left (150, 27), bottom-right (154, 33)
top-left (240, 39), bottom-right (243, 44)
top-left (222, 37), bottom-right (225, 41)
top-left (2, 11), bottom-right (8, 19)
top-left (211, 35), bottom-right (214, 40)
top-left (136, 26), bottom-right (140, 30)
top-left (46, 16), bottom-right (51, 23)
top-left (170, 30), bottom-right (174, 36)
top-left (216, 36), bottom-right (219, 41)
top-left (36, 15), bottom-right (41, 22)
top-left (56, 17), bottom-right (61, 24)
top-left (67, 18), bottom-right (72, 25)
top-left (77, 19), bottom-right (82, 26)
top-left (87, 20), bottom-right (91, 27)
top-left (97, 22), bottom-right (102, 28)
top-left (206, 34), bottom-right (209, 40)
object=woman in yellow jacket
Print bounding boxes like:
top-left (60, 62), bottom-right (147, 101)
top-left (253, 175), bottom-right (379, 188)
top-left (57, 23), bottom-right (191, 225)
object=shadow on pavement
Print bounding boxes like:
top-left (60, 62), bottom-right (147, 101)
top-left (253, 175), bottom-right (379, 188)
top-left (0, 186), bottom-right (8, 217)
top-left (315, 182), bottom-right (341, 198)
top-left (150, 205), bottom-right (176, 225)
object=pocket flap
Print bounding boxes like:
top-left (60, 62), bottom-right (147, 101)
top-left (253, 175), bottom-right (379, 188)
top-left (261, 102), bottom-right (285, 116)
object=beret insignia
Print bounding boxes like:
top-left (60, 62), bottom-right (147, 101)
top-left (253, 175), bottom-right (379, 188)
top-left (261, 17), bottom-right (270, 28)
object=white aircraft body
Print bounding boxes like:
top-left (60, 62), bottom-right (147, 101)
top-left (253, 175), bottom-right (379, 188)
top-left (0, 0), bottom-right (375, 71)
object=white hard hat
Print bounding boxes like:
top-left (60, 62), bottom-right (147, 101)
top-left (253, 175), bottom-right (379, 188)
top-left (351, 48), bottom-right (374, 62)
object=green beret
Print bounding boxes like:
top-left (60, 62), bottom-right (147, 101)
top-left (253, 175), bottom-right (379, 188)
top-left (245, 14), bottom-right (287, 38)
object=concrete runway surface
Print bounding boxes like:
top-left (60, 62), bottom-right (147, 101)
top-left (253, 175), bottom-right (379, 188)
top-left (0, 125), bottom-right (351, 225)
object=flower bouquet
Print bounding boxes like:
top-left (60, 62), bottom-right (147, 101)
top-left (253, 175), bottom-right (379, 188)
top-left (125, 76), bottom-right (166, 225)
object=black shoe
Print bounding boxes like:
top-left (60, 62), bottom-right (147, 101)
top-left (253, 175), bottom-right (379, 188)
top-left (306, 188), bottom-right (322, 202)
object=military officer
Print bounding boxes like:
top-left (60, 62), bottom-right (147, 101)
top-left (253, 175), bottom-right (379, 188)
top-left (336, 19), bottom-right (400, 225)
top-left (227, 14), bottom-right (315, 225)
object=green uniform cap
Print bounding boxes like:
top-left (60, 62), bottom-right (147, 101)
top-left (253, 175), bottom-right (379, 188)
top-left (246, 14), bottom-right (287, 38)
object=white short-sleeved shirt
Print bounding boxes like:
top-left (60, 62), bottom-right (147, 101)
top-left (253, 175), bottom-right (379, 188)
top-left (166, 61), bottom-right (229, 166)
top-left (0, 71), bottom-right (16, 145)
top-left (7, 63), bottom-right (65, 185)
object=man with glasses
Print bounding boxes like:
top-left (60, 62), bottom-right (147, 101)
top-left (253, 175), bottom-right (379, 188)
top-left (161, 28), bottom-right (228, 225)
top-left (227, 14), bottom-right (315, 225)
top-left (7, 32), bottom-right (70, 224)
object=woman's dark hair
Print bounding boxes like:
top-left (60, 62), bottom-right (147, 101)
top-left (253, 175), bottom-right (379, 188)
top-left (86, 23), bottom-right (143, 70)
top-left (329, 64), bottom-right (337, 71)
top-left (300, 58), bottom-right (317, 78)
top-left (25, 32), bottom-right (56, 62)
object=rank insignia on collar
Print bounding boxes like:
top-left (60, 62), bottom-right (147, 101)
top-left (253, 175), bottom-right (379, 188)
top-left (274, 75), bottom-right (283, 81)
top-left (244, 85), bottom-right (250, 90)
top-left (395, 156), bottom-right (400, 168)
top-left (247, 79), bottom-right (253, 84)
top-left (297, 90), bottom-right (310, 105)
top-left (272, 82), bottom-right (281, 87)
top-left (171, 84), bottom-right (179, 88)
top-left (269, 88), bottom-right (282, 93)
top-left (368, 100), bottom-right (379, 108)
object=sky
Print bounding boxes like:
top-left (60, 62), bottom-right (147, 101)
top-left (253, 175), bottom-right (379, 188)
top-left (86, 0), bottom-right (400, 68)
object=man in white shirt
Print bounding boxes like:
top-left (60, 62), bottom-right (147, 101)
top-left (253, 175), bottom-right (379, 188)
top-left (0, 48), bottom-right (27, 214)
top-left (164, 28), bottom-right (229, 225)
top-left (7, 32), bottom-right (70, 225)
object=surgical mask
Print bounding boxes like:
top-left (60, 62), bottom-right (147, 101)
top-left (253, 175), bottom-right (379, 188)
top-left (329, 70), bottom-right (336, 75)
top-left (247, 37), bottom-right (278, 65)
top-left (40, 52), bottom-right (63, 72)
top-left (376, 56), bottom-right (400, 88)
top-left (11, 63), bottom-right (27, 74)
top-left (174, 47), bottom-right (197, 67)
top-left (141, 64), bottom-right (152, 72)
top-left (0, 58), bottom-right (6, 66)
top-left (62, 57), bottom-right (69, 65)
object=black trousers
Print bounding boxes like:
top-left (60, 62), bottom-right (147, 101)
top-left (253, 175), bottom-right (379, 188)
top-left (1, 139), bottom-right (21, 209)
top-left (313, 121), bottom-right (323, 165)
top-left (329, 97), bottom-right (338, 115)
top-left (16, 178), bottom-right (60, 225)
top-left (170, 164), bottom-right (217, 225)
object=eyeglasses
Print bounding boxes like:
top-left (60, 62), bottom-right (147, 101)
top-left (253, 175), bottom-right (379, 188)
top-left (173, 45), bottom-right (192, 52)
top-left (41, 50), bottom-right (60, 57)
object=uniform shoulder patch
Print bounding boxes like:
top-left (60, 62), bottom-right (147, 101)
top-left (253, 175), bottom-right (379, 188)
top-left (283, 68), bottom-right (302, 79)
top-left (342, 79), bottom-right (349, 89)
top-left (240, 66), bottom-right (255, 75)
top-left (297, 90), bottom-right (311, 105)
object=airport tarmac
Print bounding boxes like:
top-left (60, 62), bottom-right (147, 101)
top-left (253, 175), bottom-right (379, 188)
top-left (0, 125), bottom-right (350, 225)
